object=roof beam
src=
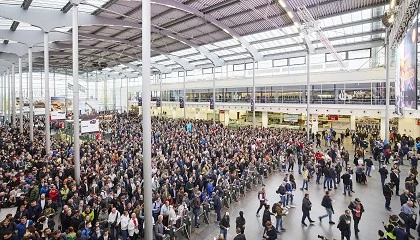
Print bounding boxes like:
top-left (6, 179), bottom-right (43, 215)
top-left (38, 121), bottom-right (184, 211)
top-left (21, 0), bottom-right (33, 10)
top-left (149, 0), bottom-right (263, 61)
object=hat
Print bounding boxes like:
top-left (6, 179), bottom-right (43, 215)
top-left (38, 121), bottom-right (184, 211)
top-left (355, 198), bottom-right (361, 202)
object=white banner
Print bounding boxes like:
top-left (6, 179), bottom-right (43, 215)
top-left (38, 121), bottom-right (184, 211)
top-left (33, 98), bottom-right (45, 116)
top-left (283, 114), bottom-right (299, 122)
top-left (51, 97), bottom-right (66, 120)
top-left (80, 99), bottom-right (100, 133)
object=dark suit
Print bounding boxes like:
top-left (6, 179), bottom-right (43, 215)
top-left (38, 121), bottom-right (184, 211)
top-left (390, 172), bottom-right (400, 195)
top-left (234, 233), bottom-right (247, 240)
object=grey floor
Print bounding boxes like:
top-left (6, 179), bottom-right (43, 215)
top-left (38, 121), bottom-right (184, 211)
top-left (187, 138), bottom-right (415, 240)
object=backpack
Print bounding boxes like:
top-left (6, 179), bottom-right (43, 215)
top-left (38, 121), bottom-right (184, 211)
top-left (272, 203), bottom-right (278, 213)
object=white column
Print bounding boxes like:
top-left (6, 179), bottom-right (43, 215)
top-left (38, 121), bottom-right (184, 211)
top-left (7, 68), bottom-right (10, 124)
top-left (212, 67), bottom-right (216, 125)
top-left (126, 77), bottom-right (129, 116)
top-left (44, 32), bottom-right (51, 154)
top-left (224, 110), bottom-right (230, 126)
top-left (104, 79), bottom-right (107, 111)
top-left (311, 114), bottom-right (319, 134)
top-left (350, 115), bottom-right (356, 131)
top-left (385, 29), bottom-right (391, 141)
top-left (183, 71), bottom-right (186, 119)
top-left (252, 61), bottom-right (256, 127)
top-left (0, 74), bottom-right (3, 122)
top-left (11, 63), bottom-right (16, 127)
top-left (113, 78), bottom-right (116, 111)
top-left (86, 72), bottom-right (89, 99)
top-left (72, 3), bottom-right (81, 185)
top-left (306, 51), bottom-right (310, 141)
top-left (380, 117), bottom-right (386, 140)
top-left (19, 57), bottom-right (23, 133)
top-left (142, 0), bottom-right (153, 239)
top-left (28, 48), bottom-right (34, 142)
top-left (53, 68), bottom-right (56, 97)
top-left (262, 111), bottom-right (268, 128)
top-left (95, 71), bottom-right (99, 100)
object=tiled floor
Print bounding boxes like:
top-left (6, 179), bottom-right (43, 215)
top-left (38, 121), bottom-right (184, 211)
top-left (184, 138), bottom-right (416, 240)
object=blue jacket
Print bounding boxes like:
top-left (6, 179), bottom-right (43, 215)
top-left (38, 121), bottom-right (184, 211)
top-left (206, 182), bottom-right (214, 196)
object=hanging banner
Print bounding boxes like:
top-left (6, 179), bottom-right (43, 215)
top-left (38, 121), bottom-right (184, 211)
top-left (16, 97), bottom-right (29, 113)
top-left (50, 97), bottom-right (66, 120)
top-left (179, 97), bottom-right (185, 108)
top-left (33, 98), bottom-right (45, 116)
top-left (80, 99), bottom-right (100, 133)
top-left (250, 98), bottom-right (255, 112)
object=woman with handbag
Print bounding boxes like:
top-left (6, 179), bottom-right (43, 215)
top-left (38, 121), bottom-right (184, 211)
top-left (128, 213), bottom-right (139, 240)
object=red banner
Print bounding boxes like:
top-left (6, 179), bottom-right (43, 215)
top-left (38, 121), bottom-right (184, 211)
top-left (328, 115), bottom-right (339, 121)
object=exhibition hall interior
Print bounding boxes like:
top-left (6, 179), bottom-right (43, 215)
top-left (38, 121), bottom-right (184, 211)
top-left (0, 0), bottom-right (419, 240)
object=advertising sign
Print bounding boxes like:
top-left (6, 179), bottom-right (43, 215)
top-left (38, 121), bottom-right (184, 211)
top-left (80, 99), bottom-right (100, 133)
top-left (395, 20), bottom-right (418, 115)
top-left (283, 114), bottom-right (299, 122)
top-left (33, 98), bottom-right (45, 116)
top-left (50, 97), bottom-right (66, 120)
top-left (16, 97), bottom-right (29, 113)
top-left (328, 115), bottom-right (339, 121)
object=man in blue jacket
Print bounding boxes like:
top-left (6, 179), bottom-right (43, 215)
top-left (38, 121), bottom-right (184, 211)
top-left (16, 216), bottom-right (33, 239)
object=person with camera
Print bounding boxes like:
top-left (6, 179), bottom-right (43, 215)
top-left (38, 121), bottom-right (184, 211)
top-left (108, 207), bottom-right (120, 240)
top-left (337, 210), bottom-right (352, 240)
top-left (319, 190), bottom-right (335, 225)
top-left (273, 200), bottom-right (286, 233)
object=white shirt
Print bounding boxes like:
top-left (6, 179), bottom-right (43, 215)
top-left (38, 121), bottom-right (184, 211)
top-left (120, 214), bottom-right (130, 230)
top-left (108, 211), bottom-right (121, 225)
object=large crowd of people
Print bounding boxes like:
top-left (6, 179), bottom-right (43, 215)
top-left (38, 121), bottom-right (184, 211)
top-left (0, 114), bottom-right (419, 240)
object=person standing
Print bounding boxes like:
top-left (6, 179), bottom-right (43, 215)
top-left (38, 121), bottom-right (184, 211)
top-left (262, 204), bottom-right (274, 228)
top-left (120, 210), bottom-right (130, 240)
top-left (379, 166), bottom-right (389, 187)
top-left (301, 193), bottom-right (315, 226)
top-left (319, 191), bottom-right (335, 224)
top-left (153, 215), bottom-right (166, 240)
top-left (390, 169), bottom-right (400, 196)
top-left (235, 211), bottom-right (245, 234)
top-left (262, 221), bottom-right (277, 240)
top-left (213, 192), bottom-right (222, 222)
top-left (300, 166), bottom-right (309, 191)
top-left (273, 200), bottom-right (286, 233)
top-left (383, 182), bottom-right (394, 211)
top-left (365, 157), bottom-right (374, 177)
top-left (341, 170), bottom-right (352, 196)
top-left (256, 188), bottom-right (267, 217)
top-left (191, 191), bottom-right (201, 228)
top-left (219, 212), bottom-right (230, 240)
top-left (337, 210), bottom-right (352, 240)
top-left (108, 207), bottom-right (120, 240)
top-left (348, 198), bottom-right (365, 239)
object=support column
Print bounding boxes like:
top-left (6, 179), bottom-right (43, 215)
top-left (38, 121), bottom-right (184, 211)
top-left (262, 111), bottom-right (268, 128)
top-left (53, 68), bottom-right (56, 97)
top-left (0, 74), bottom-right (3, 123)
top-left (311, 114), bottom-right (319, 134)
top-left (385, 29), bottom-right (390, 141)
top-left (11, 63), bottom-right (16, 127)
top-left (142, 0), bottom-right (153, 239)
top-left (183, 71), bottom-right (186, 119)
top-left (350, 115), bottom-right (356, 131)
top-left (72, 2), bottom-right (81, 184)
top-left (19, 57), bottom-right (23, 133)
top-left (172, 107), bottom-right (176, 119)
top-left (212, 67), bottom-right (216, 125)
top-left (86, 72), bottom-right (89, 99)
top-left (380, 117), bottom-right (386, 140)
top-left (113, 78), bottom-right (116, 111)
top-left (104, 79), bottom-right (107, 111)
top-left (95, 71), bottom-right (99, 100)
top-left (252, 61), bottom-right (256, 127)
top-left (306, 51), bottom-right (310, 141)
top-left (223, 110), bottom-right (230, 126)
top-left (7, 69), bottom-right (10, 124)
top-left (126, 77), bottom-right (129, 116)
top-left (65, 69), bottom-right (68, 100)
top-left (159, 74), bottom-right (162, 116)
top-left (28, 48), bottom-right (34, 142)
top-left (44, 32), bottom-right (51, 154)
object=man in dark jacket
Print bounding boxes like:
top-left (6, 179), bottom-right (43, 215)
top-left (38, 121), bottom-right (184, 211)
top-left (319, 191), bottom-right (335, 224)
top-left (341, 170), bottom-right (352, 196)
top-left (262, 204), bottom-right (274, 228)
top-left (390, 169), bottom-right (400, 196)
top-left (337, 210), bottom-right (352, 240)
top-left (379, 166), bottom-right (389, 187)
top-left (233, 227), bottom-right (246, 240)
top-left (383, 182), bottom-right (394, 211)
top-left (348, 198), bottom-right (365, 239)
top-left (212, 192), bottom-right (222, 222)
top-left (301, 193), bottom-right (315, 226)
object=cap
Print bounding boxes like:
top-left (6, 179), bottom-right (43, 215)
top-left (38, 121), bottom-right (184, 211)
top-left (355, 198), bottom-right (361, 202)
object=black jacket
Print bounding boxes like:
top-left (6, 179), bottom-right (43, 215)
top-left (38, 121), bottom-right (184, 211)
top-left (321, 195), bottom-right (333, 210)
top-left (236, 216), bottom-right (245, 229)
top-left (383, 184), bottom-right (394, 197)
top-left (262, 209), bottom-right (273, 228)
top-left (302, 198), bottom-right (312, 212)
top-left (263, 226), bottom-right (277, 240)
top-left (234, 233), bottom-right (247, 240)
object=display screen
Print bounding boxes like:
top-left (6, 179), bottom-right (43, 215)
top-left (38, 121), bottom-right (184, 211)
top-left (395, 19), bottom-right (418, 115)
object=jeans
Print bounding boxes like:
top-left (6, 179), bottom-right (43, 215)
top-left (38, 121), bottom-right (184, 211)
top-left (121, 229), bottom-right (129, 240)
top-left (380, 176), bottom-right (386, 186)
top-left (385, 196), bottom-right (391, 208)
top-left (298, 164), bottom-right (302, 174)
top-left (215, 208), bottom-right (221, 221)
top-left (257, 202), bottom-right (265, 214)
top-left (319, 208), bottom-right (333, 222)
top-left (220, 228), bottom-right (227, 240)
top-left (341, 229), bottom-right (351, 240)
top-left (301, 180), bottom-right (308, 189)
top-left (316, 175), bottom-right (321, 184)
top-left (276, 217), bottom-right (283, 231)
top-left (286, 193), bottom-right (293, 205)
top-left (324, 177), bottom-right (332, 189)
top-left (193, 208), bottom-right (199, 226)
top-left (353, 217), bottom-right (360, 234)
top-left (280, 195), bottom-right (286, 207)
top-left (301, 210), bottom-right (312, 223)
top-left (344, 184), bottom-right (351, 195)
top-left (365, 166), bottom-right (371, 176)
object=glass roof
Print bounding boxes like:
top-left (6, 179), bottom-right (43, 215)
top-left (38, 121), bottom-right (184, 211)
top-left (0, 0), bottom-right (109, 13)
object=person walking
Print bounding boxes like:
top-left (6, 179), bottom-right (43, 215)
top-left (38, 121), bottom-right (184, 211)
top-left (300, 166), bottom-right (309, 191)
top-left (256, 188), bottom-right (267, 217)
top-left (301, 193), bottom-right (315, 226)
top-left (379, 166), bottom-right (389, 187)
top-left (365, 157), bottom-right (374, 177)
top-left (348, 198), bottom-right (365, 239)
top-left (219, 212), bottom-right (230, 240)
top-left (235, 211), bottom-right (245, 234)
top-left (233, 227), bottom-right (246, 240)
top-left (319, 191), bottom-right (335, 224)
top-left (337, 210), bottom-right (352, 240)
top-left (383, 182), bottom-right (394, 211)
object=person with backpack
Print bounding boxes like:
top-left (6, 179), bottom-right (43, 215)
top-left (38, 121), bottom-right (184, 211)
top-left (276, 183), bottom-right (287, 208)
top-left (273, 200), bottom-right (286, 233)
top-left (256, 188), bottom-right (267, 217)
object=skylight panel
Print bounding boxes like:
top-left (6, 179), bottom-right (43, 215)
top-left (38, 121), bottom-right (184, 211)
top-left (151, 55), bottom-right (168, 62)
top-left (171, 48), bottom-right (198, 57)
top-left (185, 54), bottom-right (207, 61)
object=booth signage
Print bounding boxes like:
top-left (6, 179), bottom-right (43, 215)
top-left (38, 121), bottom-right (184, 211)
top-left (328, 115), bottom-right (339, 121)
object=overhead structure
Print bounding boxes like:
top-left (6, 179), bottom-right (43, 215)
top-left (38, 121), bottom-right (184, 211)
top-left (388, 0), bottom-right (420, 49)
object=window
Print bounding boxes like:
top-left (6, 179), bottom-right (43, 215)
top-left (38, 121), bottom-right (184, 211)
top-left (233, 64), bottom-right (245, 71)
top-left (215, 67), bottom-right (222, 73)
top-left (273, 59), bottom-right (288, 67)
top-left (348, 49), bottom-right (371, 59)
top-left (289, 57), bottom-right (306, 65)
top-left (178, 71), bottom-right (184, 77)
top-left (186, 70), bottom-right (194, 76)
top-left (245, 62), bottom-right (256, 70)
top-left (258, 60), bottom-right (272, 69)
top-left (326, 52), bottom-right (347, 62)
top-left (202, 68), bottom-right (213, 74)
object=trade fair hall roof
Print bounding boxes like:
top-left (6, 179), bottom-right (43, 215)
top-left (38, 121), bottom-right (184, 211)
top-left (0, 0), bottom-right (389, 78)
